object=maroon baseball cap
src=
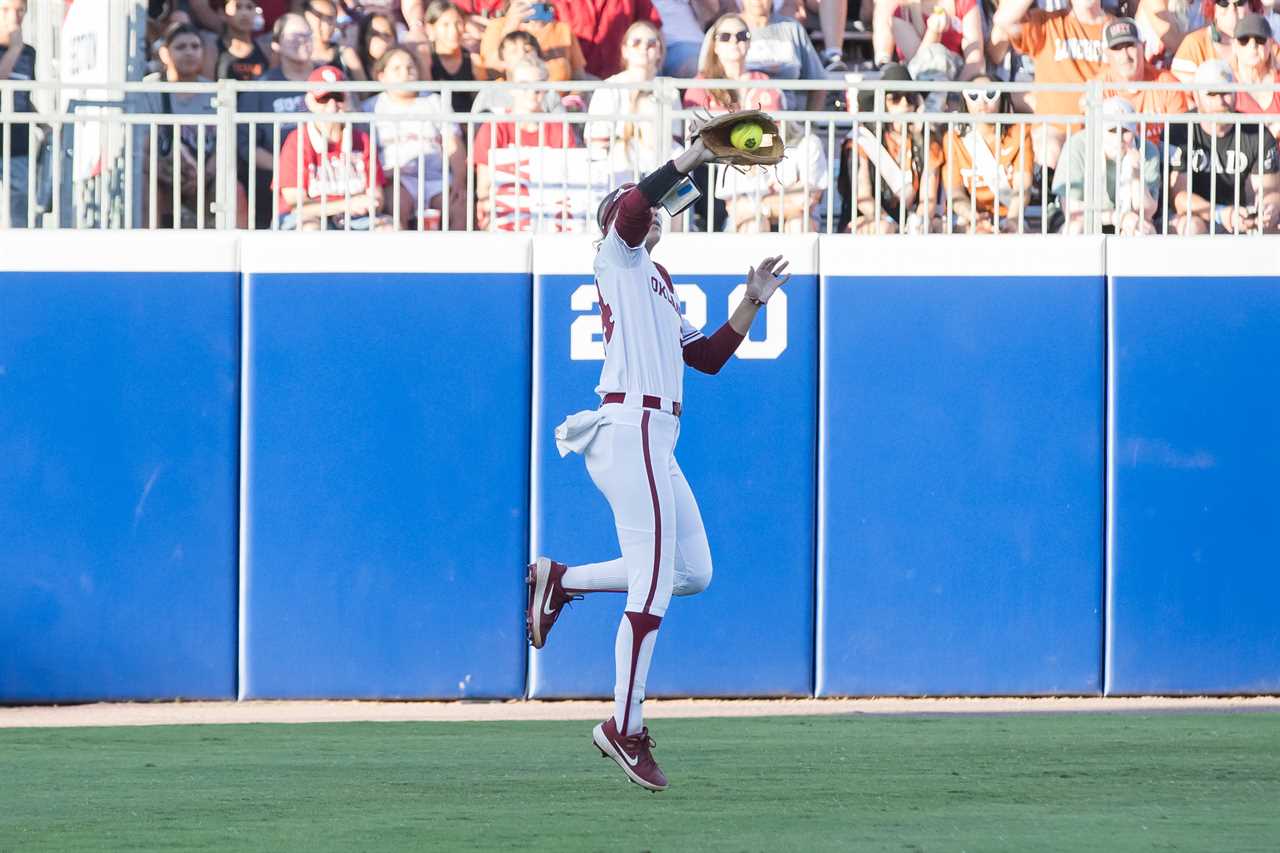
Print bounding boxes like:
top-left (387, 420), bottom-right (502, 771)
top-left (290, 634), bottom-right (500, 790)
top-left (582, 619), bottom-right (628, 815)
top-left (307, 65), bottom-right (346, 99)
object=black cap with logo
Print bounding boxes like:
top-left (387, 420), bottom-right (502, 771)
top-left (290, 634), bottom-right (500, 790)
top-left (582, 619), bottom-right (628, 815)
top-left (1104, 18), bottom-right (1141, 49)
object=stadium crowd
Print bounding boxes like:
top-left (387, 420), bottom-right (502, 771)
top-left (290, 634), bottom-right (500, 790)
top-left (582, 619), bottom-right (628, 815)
top-left (2, 0), bottom-right (1279, 232)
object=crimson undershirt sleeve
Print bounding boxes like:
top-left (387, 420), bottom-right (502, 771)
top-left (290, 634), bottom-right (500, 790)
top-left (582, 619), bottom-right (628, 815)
top-left (682, 323), bottom-right (745, 375)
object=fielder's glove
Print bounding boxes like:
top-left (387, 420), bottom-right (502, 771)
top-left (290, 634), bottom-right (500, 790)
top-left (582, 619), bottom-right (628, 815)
top-left (693, 109), bottom-right (785, 168)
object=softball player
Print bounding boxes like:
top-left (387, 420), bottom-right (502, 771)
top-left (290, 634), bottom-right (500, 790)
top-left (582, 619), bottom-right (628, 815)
top-left (526, 135), bottom-right (791, 792)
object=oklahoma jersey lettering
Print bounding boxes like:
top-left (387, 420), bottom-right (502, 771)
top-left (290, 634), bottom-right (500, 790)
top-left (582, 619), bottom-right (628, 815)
top-left (592, 226), bottom-right (704, 403)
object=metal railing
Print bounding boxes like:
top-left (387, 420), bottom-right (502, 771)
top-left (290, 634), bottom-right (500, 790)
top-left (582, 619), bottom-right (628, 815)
top-left (2, 77), bottom-right (1278, 235)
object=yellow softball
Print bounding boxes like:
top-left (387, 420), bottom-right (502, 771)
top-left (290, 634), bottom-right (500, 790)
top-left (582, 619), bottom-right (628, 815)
top-left (730, 121), bottom-right (765, 151)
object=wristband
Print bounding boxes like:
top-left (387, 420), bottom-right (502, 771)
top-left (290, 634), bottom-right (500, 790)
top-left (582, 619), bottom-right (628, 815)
top-left (1215, 204), bottom-right (1231, 228)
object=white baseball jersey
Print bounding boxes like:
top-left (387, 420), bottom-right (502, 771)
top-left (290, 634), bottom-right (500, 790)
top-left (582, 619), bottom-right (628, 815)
top-left (592, 227), bottom-right (704, 403)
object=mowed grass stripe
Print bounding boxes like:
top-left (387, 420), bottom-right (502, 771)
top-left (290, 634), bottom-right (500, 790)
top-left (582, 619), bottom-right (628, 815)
top-left (1, 713), bottom-right (1277, 852)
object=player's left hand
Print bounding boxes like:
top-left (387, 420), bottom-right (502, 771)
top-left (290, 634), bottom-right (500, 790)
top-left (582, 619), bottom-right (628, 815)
top-left (745, 255), bottom-right (790, 305)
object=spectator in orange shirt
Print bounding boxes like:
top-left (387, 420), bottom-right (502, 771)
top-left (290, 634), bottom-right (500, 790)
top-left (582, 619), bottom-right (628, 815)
top-left (1231, 13), bottom-right (1280, 138)
top-left (1171, 0), bottom-right (1262, 82)
top-left (1101, 18), bottom-right (1187, 146)
top-left (942, 75), bottom-right (1035, 233)
top-left (990, 0), bottom-right (1112, 169)
top-left (844, 63), bottom-right (944, 234)
top-left (477, 0), bottom-right (588, 81)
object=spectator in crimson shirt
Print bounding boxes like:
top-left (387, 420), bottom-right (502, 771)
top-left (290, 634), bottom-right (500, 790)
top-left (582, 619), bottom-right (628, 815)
top-left (472, 56), bottom-right (580, 228)
top-left (551, 0), bottom-right (663, 78)
top-left (273, 65), bottom-right (392, 229)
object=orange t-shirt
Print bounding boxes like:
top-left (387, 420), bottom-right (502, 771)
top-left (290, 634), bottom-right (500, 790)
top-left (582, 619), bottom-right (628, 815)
top-left (942, 124), bottom-right (1034, 217)
top-left (1104, 67), bottom-right (1187, 145)
top-left (1169, 27), bottom-right (1221, 84)
top-left (477, 19), bottom-right (586, 81)
top-left (1011, 9), bottom-right (1108, 118)
top-left (854, 129), bottom-right (945, 218)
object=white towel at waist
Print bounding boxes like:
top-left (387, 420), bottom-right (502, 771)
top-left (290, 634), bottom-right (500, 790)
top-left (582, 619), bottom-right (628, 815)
top-left (554, 409), bottom-right (610, 457)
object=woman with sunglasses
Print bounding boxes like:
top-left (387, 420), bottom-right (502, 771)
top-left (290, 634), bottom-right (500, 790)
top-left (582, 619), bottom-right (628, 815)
top-left (683, 14), bottom-right (784, 114)
top-left (587, 22), bottom-right (682, 188)
top-left (1231, 14), bottom-right (1280, 138)
top-left (842, 64), bottom-right (944, 234)
top-left (1171, 0), bottom-right (1263, 82)
top-left (941, 78), bottom-right (1034, 233)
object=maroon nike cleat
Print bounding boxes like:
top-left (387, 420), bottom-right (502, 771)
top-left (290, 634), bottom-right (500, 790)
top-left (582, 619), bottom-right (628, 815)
top-left (526, 557), bottom-right (577, 649)
top-left (592, 717), bottom-right (668, 792)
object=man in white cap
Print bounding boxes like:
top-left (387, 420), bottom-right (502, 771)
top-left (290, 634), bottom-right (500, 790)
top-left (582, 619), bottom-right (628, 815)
top-left (1052, 97), bottom-right (1161, 234)
top-left (1168, 59), bottom-right (1280, 234)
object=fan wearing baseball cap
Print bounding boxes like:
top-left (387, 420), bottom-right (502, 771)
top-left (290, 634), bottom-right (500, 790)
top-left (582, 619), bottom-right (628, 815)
top-left (1052, 97), bottom-right (1162, 235)
top-left (1171, 0), bottom-right (1264, 84)
top-left (1167, 59), bottom-right (1280, 234)
top-left (1231, 14), bottom-right (1280, 139)
top-left (272, 65), bottom-right (391, 230)
top-left (1101, 17), bottom-right (1187, 145)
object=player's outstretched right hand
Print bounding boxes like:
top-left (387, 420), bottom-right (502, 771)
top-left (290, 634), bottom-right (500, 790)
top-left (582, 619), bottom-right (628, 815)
top-left (745, 255), bottom-right (791, 305)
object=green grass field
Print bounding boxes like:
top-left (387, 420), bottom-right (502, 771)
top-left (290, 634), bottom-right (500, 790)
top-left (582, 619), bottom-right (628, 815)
top-left (3, 713), bottom-right (1278, 852)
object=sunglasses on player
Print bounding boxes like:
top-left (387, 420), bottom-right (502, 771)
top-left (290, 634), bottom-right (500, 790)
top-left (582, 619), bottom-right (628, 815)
top-left (1215, 0), bottom-right (1248, 8)
top-left (314, 93), bottom-right (344, 105)
top-left (963, 89), bottom-right (1000, 104)
top-left (627, 37), bottom-right (661, 49)
top-left (715, 30), bottom-right (751, 43)
top-left (1236, 35), bottom-right (1268, 46)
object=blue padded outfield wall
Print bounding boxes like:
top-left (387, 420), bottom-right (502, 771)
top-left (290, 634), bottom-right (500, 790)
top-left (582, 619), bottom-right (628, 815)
top-left (0, 234), bottom-right (240, 702)
top-left (1106, 240), bottom-right (1280, 695)
top-left (2, 233), bottom-right (1278, 702)
top-left (238, 235), bottom-right (531, 699)
top-left (817, 238), bottom-right (1107, 696)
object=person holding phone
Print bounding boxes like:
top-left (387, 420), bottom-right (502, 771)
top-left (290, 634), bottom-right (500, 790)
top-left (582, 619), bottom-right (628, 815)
top-left (477, 0), bottom-right (588, 80)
